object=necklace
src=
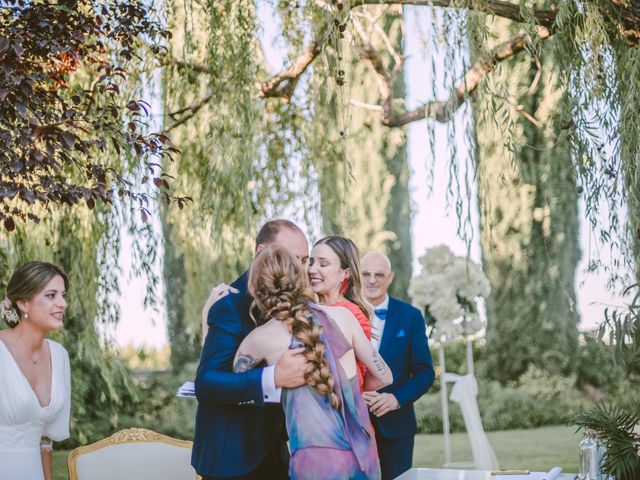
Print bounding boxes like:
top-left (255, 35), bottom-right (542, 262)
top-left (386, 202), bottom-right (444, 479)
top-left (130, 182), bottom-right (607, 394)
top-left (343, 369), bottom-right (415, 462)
top-left (14, 333), bottom-right (40, 365)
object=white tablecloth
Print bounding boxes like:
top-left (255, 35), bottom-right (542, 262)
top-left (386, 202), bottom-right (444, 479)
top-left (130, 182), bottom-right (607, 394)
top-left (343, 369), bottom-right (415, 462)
top-left (395, 468), bottom-right (576, 480)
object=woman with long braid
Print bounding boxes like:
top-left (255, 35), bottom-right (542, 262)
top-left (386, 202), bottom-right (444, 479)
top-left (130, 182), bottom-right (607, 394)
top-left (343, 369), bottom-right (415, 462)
top-left (233, 245), bottom-right (392, 480)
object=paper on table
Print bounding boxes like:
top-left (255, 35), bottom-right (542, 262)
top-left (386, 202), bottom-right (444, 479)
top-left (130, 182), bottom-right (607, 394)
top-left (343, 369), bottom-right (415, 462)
top-left (177, 381), bottom-right (195, 398)
top-left (493, 467), bottom-right (562, 480)
top-left (543, 467), bottom-right (563, 480)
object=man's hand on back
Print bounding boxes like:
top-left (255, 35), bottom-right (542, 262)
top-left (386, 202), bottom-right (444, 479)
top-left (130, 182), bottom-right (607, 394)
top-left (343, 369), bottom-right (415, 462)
top-left (274, 347), bottom-right (308, 388)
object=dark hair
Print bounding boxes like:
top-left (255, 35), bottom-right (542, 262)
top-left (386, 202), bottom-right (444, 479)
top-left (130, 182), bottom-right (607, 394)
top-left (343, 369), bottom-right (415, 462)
top-left (255, 219), bottom-right (304, 250)
top-left (314, 235), bottom-right (371, 321)
top-left (4, 261), bottom-right (69, 328)
top-left (249, 245), bottom-right (340, 409)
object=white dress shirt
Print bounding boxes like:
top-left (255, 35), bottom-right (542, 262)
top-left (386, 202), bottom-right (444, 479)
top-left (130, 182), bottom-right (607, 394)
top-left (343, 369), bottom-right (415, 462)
top-left (369, 295), bottom-right (389, 351)
top-left (262, 366), bottom-right (281, 402)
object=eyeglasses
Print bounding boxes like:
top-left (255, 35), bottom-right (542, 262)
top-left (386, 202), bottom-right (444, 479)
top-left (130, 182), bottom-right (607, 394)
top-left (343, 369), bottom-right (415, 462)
top-left (362, 272), bottom-right (388, 280)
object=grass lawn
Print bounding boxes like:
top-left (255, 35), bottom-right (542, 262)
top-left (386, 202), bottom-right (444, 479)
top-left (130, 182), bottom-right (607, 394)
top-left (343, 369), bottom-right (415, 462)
top-left (53, 425), bottom-right (580, 479)
top-left (414, 425), bottom-right (580, 473)
top-left (52, 449), bottom-right (70, 480)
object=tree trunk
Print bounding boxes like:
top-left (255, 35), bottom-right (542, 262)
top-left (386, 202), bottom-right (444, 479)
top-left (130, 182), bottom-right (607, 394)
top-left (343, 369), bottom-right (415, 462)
top-left (471, 15), bottom-right (581, 382)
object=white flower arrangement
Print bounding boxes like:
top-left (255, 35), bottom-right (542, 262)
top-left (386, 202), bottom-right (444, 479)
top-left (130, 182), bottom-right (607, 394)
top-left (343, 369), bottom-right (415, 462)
top-left (409, 244), bottom-right (491, 340)
top-left (1, 298), bottom-right (20, 327)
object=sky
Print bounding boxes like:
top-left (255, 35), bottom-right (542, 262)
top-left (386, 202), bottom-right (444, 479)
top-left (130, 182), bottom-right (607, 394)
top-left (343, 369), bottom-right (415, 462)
top-left (109, 5), bottom-right (624, 348)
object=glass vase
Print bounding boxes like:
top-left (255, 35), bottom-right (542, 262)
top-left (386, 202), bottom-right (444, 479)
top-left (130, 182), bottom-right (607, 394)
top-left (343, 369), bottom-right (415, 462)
top-left (579, 430), bottom-right (610, 480)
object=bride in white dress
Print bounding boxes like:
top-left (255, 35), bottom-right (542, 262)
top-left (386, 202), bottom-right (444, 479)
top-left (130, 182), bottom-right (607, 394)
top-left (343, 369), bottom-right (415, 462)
top-left (0, 261), bottom-right (71, 480)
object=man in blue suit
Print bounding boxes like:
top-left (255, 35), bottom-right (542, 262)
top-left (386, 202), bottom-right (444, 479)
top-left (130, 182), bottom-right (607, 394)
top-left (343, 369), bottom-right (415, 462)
top-left (192, 219), bottom-right (310, 480)
top-left (361, 251), bottom-right (435, 480)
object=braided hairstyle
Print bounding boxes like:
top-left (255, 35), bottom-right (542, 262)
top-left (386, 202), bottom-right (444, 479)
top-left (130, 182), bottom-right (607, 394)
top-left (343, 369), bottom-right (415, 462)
top-left (249, 245), bottom-right (341, 409)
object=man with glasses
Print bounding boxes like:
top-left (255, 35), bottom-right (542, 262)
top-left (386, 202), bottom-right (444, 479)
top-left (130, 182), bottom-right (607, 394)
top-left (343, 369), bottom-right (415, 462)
top-left (361, 250), bottom-right (435, 480)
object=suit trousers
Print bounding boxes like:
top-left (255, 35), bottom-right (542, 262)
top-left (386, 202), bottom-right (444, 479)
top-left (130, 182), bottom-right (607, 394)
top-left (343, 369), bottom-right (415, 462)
top-left (202, 440), bottom-right (289, 480)
top-left (376, 434), bottom-right (414, 480)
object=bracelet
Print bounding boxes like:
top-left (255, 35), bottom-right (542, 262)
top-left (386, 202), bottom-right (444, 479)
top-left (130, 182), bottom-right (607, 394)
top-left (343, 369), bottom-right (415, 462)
top-left (40, 436), bottom-right (53, 452)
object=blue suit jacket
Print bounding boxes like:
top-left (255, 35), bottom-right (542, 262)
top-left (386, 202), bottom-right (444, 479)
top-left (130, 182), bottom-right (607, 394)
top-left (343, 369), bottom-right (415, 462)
top-left (191, 272), bottom-right (284, 477)
top-left (371, 296), bottom-right (435, 439)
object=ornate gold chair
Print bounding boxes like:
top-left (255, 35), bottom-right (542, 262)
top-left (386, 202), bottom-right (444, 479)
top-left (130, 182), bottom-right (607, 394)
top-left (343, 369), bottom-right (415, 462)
top-left (68, 427), bottom-right (198, 480)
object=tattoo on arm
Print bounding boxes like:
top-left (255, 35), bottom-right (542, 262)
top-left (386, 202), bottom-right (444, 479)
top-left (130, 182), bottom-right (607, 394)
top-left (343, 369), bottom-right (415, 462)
top-left (371, 350), bottom-right (388, 375)
top-left (233, 353), bottom-right (257, 373)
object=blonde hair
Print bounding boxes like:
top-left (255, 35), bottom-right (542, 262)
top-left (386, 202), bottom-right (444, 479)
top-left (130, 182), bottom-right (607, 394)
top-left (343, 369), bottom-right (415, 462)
top-left (249, 245), bottom-right (341, 409)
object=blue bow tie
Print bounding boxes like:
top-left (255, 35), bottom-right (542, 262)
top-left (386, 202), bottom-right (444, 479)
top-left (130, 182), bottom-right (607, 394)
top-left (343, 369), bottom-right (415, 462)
top-left (374, 308), bottom-right (388, 320)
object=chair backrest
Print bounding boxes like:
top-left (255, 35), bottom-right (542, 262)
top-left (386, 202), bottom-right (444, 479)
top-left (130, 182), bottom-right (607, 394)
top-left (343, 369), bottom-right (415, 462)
top-left (68, 427), bottom-right (198, 480)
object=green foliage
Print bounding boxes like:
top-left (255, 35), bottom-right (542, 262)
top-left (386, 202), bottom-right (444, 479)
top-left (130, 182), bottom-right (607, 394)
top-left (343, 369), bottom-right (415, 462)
top-left (414, 425), bottom-right (581, 472)
top-left (571, 404), bottom-right (640, 480)
top-left (598, 284), bottom-right (640, 375)
top-left (63, 347), bottom-right (138, 446)
top-left (420, 339), bottom-right (634, 436)
top-left (571, 285), bottom-right (640, 480)
top-left (305, 6), bottom-right (414, 298)
top-left (62, 363), bottom-right (199, 447)
top-left (575, 333), bottom-right (628, 390)
top-left (555, 0), bottom-right (640, 282)
top-left (160, 0), bottom-right (320, 367)
top-left (116, 368), bottom-right (198, 441)
top-left (162, 215), bottom-right (199, 371)
top-left (430, 340), bottom-right (487, 377)
top-left (0, 0), bottom-right (184, 230)
top-left (416, 364), bottom-right (587, 434)
top-left (470, 8), bottom-right (581, 383)
top-left (118, 344), bottom-right (171, 371)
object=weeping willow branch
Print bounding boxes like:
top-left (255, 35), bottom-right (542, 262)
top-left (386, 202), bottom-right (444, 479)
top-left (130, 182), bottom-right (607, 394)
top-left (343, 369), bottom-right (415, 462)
top-left (353, 0), bottom-right (558, 28)
top-left (356, 25), bottom-right (552, 126)
top-left (161, 23), bottom-right (330, 130)
top-left (608, 0), bottom-right (640, 43)
top-left (163, 24), bottom-right (552, 131)
top-left (163, 91), bottom-right (214, 133)
top-left (160, 57), bottom-right (209, 74)
top-left (257, 23), bottom-right (331, 99)
top-left (159, 0), bottom-right (640, 132)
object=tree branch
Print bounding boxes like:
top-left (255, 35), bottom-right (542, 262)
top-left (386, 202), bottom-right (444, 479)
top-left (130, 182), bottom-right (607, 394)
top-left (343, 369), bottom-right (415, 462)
top-left (357, 25), bottom-right (552, 126)
top-left (353, 0), bottom-right (558, 28)
top-left (255, 0), bottom-right (557, 100)
top-left (165, 24), bottom-right (552, 133)
top-left (160, 0), bottom-right (640, 136)
top-left (160, 0), bottom-right (557, 129)
top-left (161, 57), bottom-right (209, 74)
top-left (163, 91), bottom-right (214, 133)
top-left (160, 24), bottom-right (331, 131)
top-left (606, 0), bottom-right (640, 43)
top-left (257, 24), bottom-right (331, 100)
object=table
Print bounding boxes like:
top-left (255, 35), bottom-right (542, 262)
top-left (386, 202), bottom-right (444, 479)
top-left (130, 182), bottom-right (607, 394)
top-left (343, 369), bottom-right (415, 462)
top-left (395, 468), bottom-right (576, 480)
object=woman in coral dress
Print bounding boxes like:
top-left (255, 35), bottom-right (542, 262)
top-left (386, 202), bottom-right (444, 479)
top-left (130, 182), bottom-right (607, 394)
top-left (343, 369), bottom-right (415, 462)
top-left (307, 235), bottom-right (372, 390)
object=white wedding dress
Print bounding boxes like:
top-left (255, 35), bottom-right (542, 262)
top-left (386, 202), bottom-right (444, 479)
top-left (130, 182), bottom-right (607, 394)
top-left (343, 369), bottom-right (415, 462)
top-left (0, 339), bottom-right (71, 480)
